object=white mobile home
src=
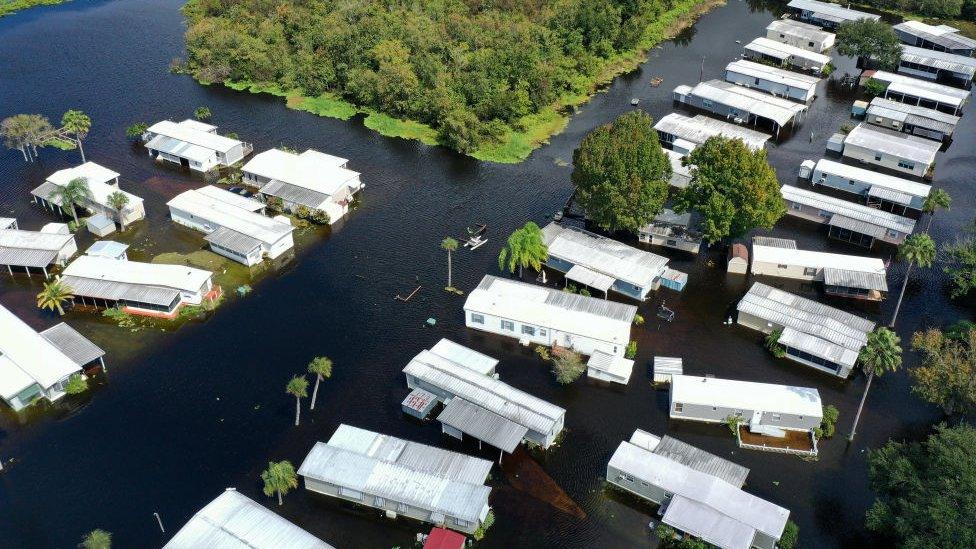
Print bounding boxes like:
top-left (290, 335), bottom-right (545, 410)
top-left (898, 45), bottom-right (976, 89)
top-left (163, 488), bottom-right (335, 548)
top-left (786, 0), bottom-right (880, 30)
top-left (403, 340), bottom-right (565, 449)
top-left (167, 186), bottom-right (295, 266)
top-left (541, 222), bottom-right (669, 299)
top-left (654, 113), bottom-right (771, 154)
top-left (893, 20), bottom-right (976, 56)
top-left (0, 226), bottom-right (77, 276)
top-left (743, 37), bottom-right (832, 73)
top-left (31, 162), bottom-right (145, 227)
top-left (865, 97), bottom-right (960, 143)
top-left (751, 237), bottom-right (888, 301)
top-left (242, 148), bottom-right (365, 224)
top-left (864, 70), bottom-right (970, 115)
top-left (670, 374), bottom-right (823, 431)
top-left (737, 282), bottom-right (876, 377)
top-left (766, 19), bottom-right (836, 53)
top-left (725, 60), bottom-right (820, 103)
top-left (842, 124), bottom-right (940, 177)
top-left (143, 120), bottom-right (251, 172)
top-left (781, 185), bottom-right (916, 247)
top-left (673, 80), bottom-right (808, 135)
top-left (298, 425), bottom-right (493, 535)
top-left (464, 275), bottom-right (636, 357)
top-left (807, 158), bottom-right (931, 215)
top-left (62, 255), bottom-right (215, 317)
top-left (0, 305), bottom-right (105, 411)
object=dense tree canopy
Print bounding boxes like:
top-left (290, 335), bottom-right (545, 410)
top-left (866, 423), bottom-right (976, 548)
top-left (673, 136), bottom-right (784, 243)
top-left (944, 219), bottom-right (976, 299)
top-left (182, 0), bottom-right (686, 155)
top-left (836, 20), bottom-right (903, 70)
top-left (571, 110), bottom-right (670, 233)
top-left (911, 326), bottom-right (976, 416)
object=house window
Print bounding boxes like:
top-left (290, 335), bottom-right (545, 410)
top-left (777, 264), bottom-right (788, 269)
top-left (674, 402), bottom-right (684, 412)
top-left (620, 474), bottom-right (634, 483)
top-left (501, 320), bottom-right (515, 332)
top-left (539, 328), bottom-right (547, 337)
top-left (375, 497), bottom-right (386, 507)
top-left (640, 481), bottom-right (649, 487)
top-left (470, 313), bottom-right (485, 325)
top-left (772, 414), bottom-right (782, 421)
top-left (887, 229), bottom-right (899, 238)
top-left (339, 487), bottom-right (363, 501)
top-left (803, 267), bottom-right (817, 276)
top-left (808, 41), bottom-right (814, 47)
top-left (522, 325), bottom-right (536, 336)
top-left (397, 502), bottom-right (408, 513)
top-left (711, 406), bottom-right (717, 411)
top-left (790, 202), bottom-right (802, 211)
top-left (897, 160), bottom-right (915, 170)
top-left (702, 98), bottom-right (714, 108)
top-left (875, 153), bottom-right (883, 162)
top-left (455, 517), bottom-right (472, 527)
top-left (817, 209), bottom-right (831, 219)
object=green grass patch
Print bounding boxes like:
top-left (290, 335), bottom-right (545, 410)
top-left (152, 249), bottom-right (256, 290)
top-left (224, 79), bottom-right (289, 97)
top-left (43, 137), bottom-right (76, 150)
top-left (472, 108), bottom-right (569, 163)
top-left (287, 93), bottom-right (359, 120)
top-left (362, 110), bottom-right (439, 145)
top-left (0, 0), bottom-right (66, 17)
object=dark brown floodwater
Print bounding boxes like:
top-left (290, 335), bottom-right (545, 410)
top-left (0, 1), bottom-right (972, 547)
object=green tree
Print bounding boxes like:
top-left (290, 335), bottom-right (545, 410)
top-left (866, 423), bottom-right (976, 547)
top-left (307, 356), bottom-right (333, 411)
top-left (816, 404), bottom-right (840, 439)
top-left (65, 373), bottom-right (89, 395)
top-left (654, 524), bottom-right (710, 549)
top-left (37, 276), bottom-right (74, 315)
top-left (61, 110), bottom-right (92, 163)
top-left (673, 136), bottom-right (784, 243)
top-left (550, 346), bottom-right (585, 385)
top-left (1, 114), bottom-right (54, 162)
top-left (261, 460), bottom-right (298, 506)
top-left (498, 221), bottom-right (548, 278)
top-left (286, 375), bottom-right (308, 426)
top-left (765, 328), bottom-right (786, 358)
top-left (106, 191), bottom-right (130, 230)
top-left (779, 521), bottom-right (799, 549)
top-left (849, 327), bottom-right (902, 442)
top-left (79, 529), bottom-right (112, 549)
top-left (125, 122), bottom-right (148, 140)
top-left (441, 237), bottom-right (459, 289)
top-left (922, 188), bottom-right (951, 232)
top-left (944, 222), bottom-right (976, 298)
top-left (863, 78), bottom-right (888, 97)
top-left (889, 233), bottom-right (937, 328)
top-left (570, 110), bottom-right (670, 233)
top-left (836, 20), bottom-right (903, 70)
top-left (49, 177), bottom-right (93, 226)
top-left (194, 106), bottom-right (212, 120)
top-left (910, 326), bottom-right (976, 416)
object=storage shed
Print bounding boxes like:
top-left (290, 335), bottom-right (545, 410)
top-left (86, 213), bottom-right (115, 237)
top-left (653, 357), bottom-right (684, 384)
top-left (727, 243), bottom-right (748, 274)
top-left (402, 387), bottom-right (438, 419)
top-left (586, 350), bottom-right (635, 385)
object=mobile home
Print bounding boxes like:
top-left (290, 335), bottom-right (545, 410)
top-left (639, 209), bottom-right (703, 254)
top-left (654, 113), bottom-right (770, 154)
top-left (766, 19), bottom-right (836, 53)
top-left (897, 45), bottom-right (976, 89)
top-left (864, 70), bottom-right (969, 115)
top-left (841, 123), bottom-right (940, 177)
top-left (781, 185), bottom-right (916, 247)
top-left (864, 96), bottom-right (960, 143)
top-left (893, 20), bottom-right (976, 56)
top-left (143, 119), bottom-right (251, 172)
top-left (0, 225), bottom-right (77, 276)
top-left (786, 0), bottom-right (880, 30)
top-left (673, 80), bottom-right (808, 135)
top-left (670, 374), bottom-right (823, 431)
top-left (725, 60), bottom-right (820, 103)
top-left (32, 162), bottom-right (145, 227)
top-left (807, 157), bottom-right (931, 215)
top-left (743, 37), bottom-right (833, 73)
top-left (751, 238), bottom-right (888, 301)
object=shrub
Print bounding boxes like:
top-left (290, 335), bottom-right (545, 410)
top-left (724, 414), bottom-right (741, 437)
top-left (863, 78), bottom-right (888, 97)
top-left (125, 122), bottom-right (148, 139)
top-left (633, 313), bottom-right (645, 326)
top-left (779, 521), bottom-right (800, 549)
top-left (310, 209), bottom-right (331, 225)
top-left (625, 340), bottom-right (638, 359)
top-left (294, 205), bottom-right (312, 220)
top-left (551, 345), bottom-right (585, 385)
top-left (817, 404), bottom-right (840, 439)
top-left (472, 510), bottom-right (495, 541)
top-left (765, 328), bottom-right (786, 358)
top-left (64, 373), bottom-right (88, 395)
top-left (194, 106), bottom-right (212, 120)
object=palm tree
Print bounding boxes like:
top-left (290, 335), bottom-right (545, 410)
top-left (441, 237), bottom-right (459, 288)
top-left (61, 110), bottom-right (92, 163)
top-left (286, 375), bottom-right (308, 426)
top-left (106, 191), bottom-right (130, 229)
top-left (922, 188), bottom-right (951, 232)
top-left (498, 221), bottom-right (549, 278)
top-left (79, 529), bottom-right (111, 549)
top-left (307, 356), bottom-right (333, 411)
top-left (37, 276), bottom-right (74, 315)
top-left (49, 177), bottom-right (93, 226)
top-left (889, 233), bottom-right (936, 328)
top-left (848, 327), bottom-right (902, 441)
top-left (260, 460), bottom-right (298, 506)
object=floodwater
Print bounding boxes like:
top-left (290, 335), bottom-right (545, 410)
top-left (0, 1), bottom-right (972, 547)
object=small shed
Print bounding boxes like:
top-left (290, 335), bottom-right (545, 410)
top-left (826, 132), bottom-right (845, 153)
top-left (798, 159), bottom-right (816, 179)
top-left (728, 244), bottom-right (748, 274)
top-left (654, 357), bottom-right (684, 384)
top-left (86, 214), bottom-right (115, 237)
top-left (661, 268), bottom-right (688, 292)
top-left (424, 527), bottom-right (466, 549)
top-left (401, 387), bottom-right (438, 419)
top-left (851, 100), bottom-right (868, 118)
top-left (85, 241), bottom-right (129, 261)
top-left (587, 350), bottom-right (635, 385)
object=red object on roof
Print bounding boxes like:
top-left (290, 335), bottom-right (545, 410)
top-left (424, 527), bottom-right (466, 549)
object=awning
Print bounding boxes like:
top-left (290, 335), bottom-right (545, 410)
top-left (565, 264), bottom-right (615, 292)
top-left (828, 215), bottom-right (886, 238)
top-left (867, 185), bottom-right (913, 207)
top-left (0, 247), bottom-right (59, 268)
top-left (437, 397), bottom-right (528, 453)
top-left (824, 267), bottom-right (888, 292)
top-left (204, 227), bottom-right (263, 256)
top-left (40, 323), bottom-right (106, 367)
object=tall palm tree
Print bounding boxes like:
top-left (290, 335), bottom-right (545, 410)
top-left (441, 237), bottom-right (459, 288)
top-left (922, 188), bottom-right (951, 232)
top-left (286, 375), bottom-right (308, 426)
top-left (498, 221), bottom-right (549, 278)
top-left (848, 327), bottom-right (902, 441)
top-left (307, 356), bottom-right (333, 411)
top-left (889, 233), bottom-right (936, 328)
top-left (49, 177), bottom-right (93, 226)
top-left (79, 529), bottom-right (111, 549)
top-left (261, 460), bottom-right (298, 506)
top-left (37, 276), bottom-right (74, 315)
top-left (61, 110), bottom-right (92, 163)
top-left (106, 191), bottom-right (130, 230)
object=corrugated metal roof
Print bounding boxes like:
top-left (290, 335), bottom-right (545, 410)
top-left (39, 323), bottom-right (105, 366)
top-left (744, 37), bottom-right (832, 66)
top-left (867, 185), bottom-right (913, 206)
top-left (663, 149), bottom-right (693, 188)
top-left (429, 339), bottom-right (498, 376)
top-left (726, 59), bottom-right (821, 91)
top-left (260, 179), bottom-right (330, 210)
top-left (752, 236), bottom-right (797, 249)
top-left (0, 218), bottom-right (17, 229)
top-left (766, 19), bottom-right (834, 43)
top-left (653, 435), bottom-right (750, 488)
top-left (893, 20), bottom-right (976, 50)
top-left (781, 185), bottom-right (917, 234)
top-left (670, 374), bottom-right (824, 418)
top-left (900, 45), bottom-right (976, 77)
top-left (61, 275), bottom-right (181, 307)
top-left (437, 398), bottom-right (528, 453)
top-left (844, 124), bottom-right (940, 165)
top-left (787, 0), bottom-right (880, 21)
top-left (168, 187), bottom-right (293, 246)
top-left (778, 326), bottom-right (860, 368)
top-left (586, 350), bottom-right (635, 381)
top-left (86, 240), bottom-right (129, 259)
top-left (663, 494), bottom-right (757, 549)
top-left (868, 97), bottom-right (960, 132)
top-left (146, 120), bottom-right (241, 154)
top-left (813, 158), bottom-right (930, 201)
top-left (243, 148), bottom-right (357, 198)
top-left (868, 70), bottom-right (969, 108)
top-left (654, 113), bottom-right (771, 151)
top-left (824, 267), bottom-right (888, 291)
top-left (752, 243), bottom-right (887, 277)
top-left (566, 264), bottom-right (615, 292)
top-left (64, 255), bottom-right (212, 294)
top-left (653, 356), bottom-right (684, 375)
top-left (0, 305), bottom-right (82, 396)
top-left (204, 227), bottom-right (263, 256)
top-left (542, 223), bottom-right (668, 289)
top-left (163, 489), bottom-right (334, 549)
top-left (0, 247), bottom-right (60, 268)
top-left (680, 80), bottom-right (808, 127)
top-left (828, 215), bottom-right (886, 238)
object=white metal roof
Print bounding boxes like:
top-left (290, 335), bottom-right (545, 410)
top-left (429, 338), bottom-right (498, 376)
top-left (586, 350), bottom-right (635, 381)
top-left (146, 120), bottom-right (242, 154)
top-left (893, 20), bottom-right (976, 50)
top-left (404, 346), bottom-right (565, 436)
top-left (900, 45), bottom-right (976, 77)
top-left (663, 149), bottom-right (693, 188)
top-left (726, 59), bottom-right (821, 92)
top-left (63, 255), bottom-right (212, 294)
top-left (195, 185), bottom-right (265, 211)
top-left (671, 374), bottom-right (823, 418)
top-left (867, 97), bottom-right (960, 134)
top-left (609, 441), bottom-right (789, 544)
top-left (654, 113), bottom-right (771, 151)
top-left (753, 243), bottom-right (886, 275)
top-left (163, 489), bottom-right (334, 549)
top-left (844, 123), bottom-right (940, 165)
top-left (681, 80), bottom-right (808, 127)
top-left (464, 275), bottom-right (636, 345)
top-left (787, 0), bottom-right (880, 22)
top-left (85, 240), bottom-right (129, 259)
top-left (242, 149), bottom-right (359, 198)
top-left (766, 19), bottom-right (835, 43)
top-left (744, 37), bottom-right (832, 66)
top-left (167, 187), bottom-right (293, 246)
top-left (0, 228), bottom-right (74, 252)
top-left (868, 70), bottom-right (969, 108)
top-left (437, 398), bottom-right (528, 453)
top-left (542, 223), bottom-right (668, 289)
top-left (0, 304), bottom-right (82, 397)
top-left (813, 158), bottom-right (931, 200)
top-left (781, 185), bottom-right (917, 234)
top-left (40, 162), bottom-right (143, 209)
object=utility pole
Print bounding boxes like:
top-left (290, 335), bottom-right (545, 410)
top-left (699, 55), bottom-right (705, 83)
